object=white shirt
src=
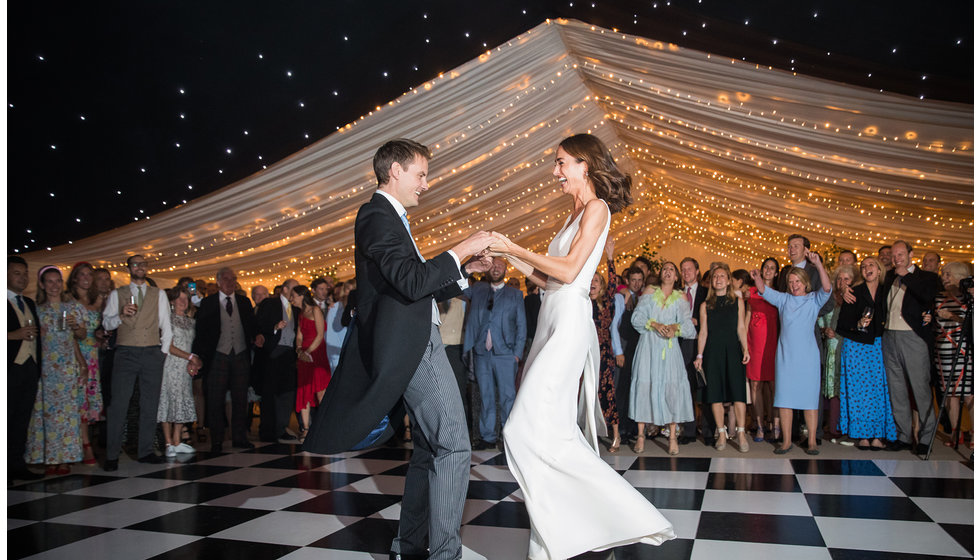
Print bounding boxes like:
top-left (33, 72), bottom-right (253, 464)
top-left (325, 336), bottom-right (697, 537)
top-left (376, 189), bottom-right (467, 324)
top-left (102, 281), bottom-right (172, 354)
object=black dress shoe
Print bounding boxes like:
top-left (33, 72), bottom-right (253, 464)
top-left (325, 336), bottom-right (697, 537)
top-left (10, 468), bottom-right (45, 481)
top-left (389, 552), bottom-right (427, 560)
top-left (677, 435), bottom-right (694, 445)
top-left (915, 443), bottom-right (930, 456)
top-left (472, 439), bottom-right (495, 451)
top-left (103, 459), bottom-right (118, 472)
top-left (703, 437), bottom-right (715, 448)
top-left (233, 440), bottom-right (256, 450)
top-left (886, 440), bottom-right (911, 452)
top-left (277, 432), bottom-right (298, 443)
top-left (137, 454), bottom-right (164, 464)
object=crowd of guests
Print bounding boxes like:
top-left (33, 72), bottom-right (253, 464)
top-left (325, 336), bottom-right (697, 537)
top-left (6, 235), bottom-right (973, 480)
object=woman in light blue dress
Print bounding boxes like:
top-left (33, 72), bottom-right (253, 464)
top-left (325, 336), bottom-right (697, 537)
top-left (629, 261), bottom-right (695, 455)
top-left (750, 250), bottom-right (831, 455)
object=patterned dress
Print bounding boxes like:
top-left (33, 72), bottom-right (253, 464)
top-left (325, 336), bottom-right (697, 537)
top-left (935, 292), bottom-right (972, 396)
top-left (817, 303), bottom-right (842, 399)
top-left (76, 304), bottom-right (103, 422)
top-left (26, 300), bottom-right (85, 465)
top-left (591, 260), bottom-right (619, 426)
top-left (157, 314), bottom-right (198, 423)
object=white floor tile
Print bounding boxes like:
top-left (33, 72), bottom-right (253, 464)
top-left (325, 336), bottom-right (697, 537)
top-left (26, 528), bottom-right (200, 560)
top-left (204, 486), bottom-right (328, 510)
top-left (461, 525), bottom-right (530, 559)
top-left (710, 457), bottom-right (795, 475)
top-left (469, 465), bottom-right (517, 483)
top-left (460, 499), bottom-right (497, 525)
top-left (370, 502), bottom-right (401, 520)
top-left (280, 549), bottom-right (385, 560)
top-left (690, 539), bottom-right (832, 560)
top-left (211, 510), bottom-right (359, 545)
top-left (8, 518), bottom-right (36, 530)
top-left (873, 459), bottom-right (975, 478)
top-left (658, 508), bottom-right (701, 540)
top-left (815, 516), bottom-right (972, 557)
top-left (909, 496), bottom-right (976, 524)
top-left (194, 452), bottom-right (287, 467)
top-left (623, 470), bottom-right (708, 489)
top-left (701, 489), bottom-right (812, 516)
top-left (323, 458), bottom-right (407, 475)
top-left (65, 477), bottom-right (188, 498)
top-left (196, 467), bottom-right (299, 486)
top-left (795, 474), bottom-right (904, 496)
top-left (46, 498), bottom-right (193, 528)
top-left (602, 454), bottom-right (638, 471)
top-left (339, 475), bottom-right (406, 495)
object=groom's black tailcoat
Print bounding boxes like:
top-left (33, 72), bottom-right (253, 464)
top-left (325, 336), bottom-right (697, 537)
top-left (304, 192), bottom-right (465, 453)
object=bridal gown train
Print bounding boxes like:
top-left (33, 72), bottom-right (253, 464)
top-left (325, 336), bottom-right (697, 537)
top-left (503, 201), bottom-right (675, 560)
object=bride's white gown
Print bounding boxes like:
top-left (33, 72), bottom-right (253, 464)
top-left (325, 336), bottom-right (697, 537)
top-left (502, 201), bottom-right (675, 560)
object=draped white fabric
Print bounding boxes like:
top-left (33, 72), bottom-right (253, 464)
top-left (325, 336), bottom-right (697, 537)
top-left (24, 19), bottom-right (973, 287)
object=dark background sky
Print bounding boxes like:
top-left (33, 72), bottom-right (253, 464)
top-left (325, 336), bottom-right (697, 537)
top-left (8, 1), bottom-right (972, 255)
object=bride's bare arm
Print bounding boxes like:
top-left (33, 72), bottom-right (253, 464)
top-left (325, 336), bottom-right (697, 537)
top-left (506, 255), bottom-right (549, 289)
top-left (490, 199), bottom-right (607, 285)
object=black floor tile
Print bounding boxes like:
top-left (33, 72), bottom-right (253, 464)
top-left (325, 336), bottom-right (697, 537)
top-left (126, 504), bottom-right (269, 536)
top-left (284, 490), bottom-right (401, 516)
top-left (790, 459), bottom-right (885, 476)
top-left (264, 471), bottom-right (370, 490)
top-left (132, 482), bottom-right (253, 504)
top-left (308, 517), bottom-right (399, 554)
top-left (138, 464), bottom-right (238, 481)
top-left (888, 477), bottom-right (974, 499)
top-left (147, 537), bottom-right (298, 559)
top-left (634, 487), bottom-right (704, 511)
top-left (353, 447), bottom-right (414, 461)
top-left (7, 494), bottom-right (118, 521)
top-left (805, 494), bottom-right (931, 521)
top-left (696, 511), bottom-right (825, 546)
top-left (829, 549), bottom-right (966, 560)
top-left (706, 472), bottom-right (801, 493)
top-left (248, 455), bottom-right (341, 470)
top-left (244, 443), bottom-right (303, 454)
top-left (631, 457), bottom-right (712, 472)
top-left (466, 500), bottom-right (530, 529)
top-left (7, 522), bottom-right (113, 559)
top-left (478, 453), bottom-right (509, 466)
top-left (609, 538), bottom-right (696, 560)
top-left (380, 463), bottom-right (411, 476)
top-left (940, 523), bottom-right (973, 556)
top-left (466, 480), bottom-right (520, 500)
top-left (9, 473), bottom-right (121, 493)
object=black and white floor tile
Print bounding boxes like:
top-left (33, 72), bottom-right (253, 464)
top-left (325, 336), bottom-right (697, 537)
top-left (8, 443), bottom-right (973, 559)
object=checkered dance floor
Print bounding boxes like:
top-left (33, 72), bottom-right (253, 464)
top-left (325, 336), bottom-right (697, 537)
top-left (8, 441), bottom-right (973, 559)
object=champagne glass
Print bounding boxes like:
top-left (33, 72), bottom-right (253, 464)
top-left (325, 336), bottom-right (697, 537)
top-left (25, 317), bottom-right (35, 340)
top-left (57, 310), bottom-right (68, 332)
top-left (858, 306), bottom-right (873, 333)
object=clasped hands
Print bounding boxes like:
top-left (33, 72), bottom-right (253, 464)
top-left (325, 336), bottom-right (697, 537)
top-left (645, 319), bottom-right (677, 338)
top-left (456, 231), bottom-right (516, 275)
top-left (186, 354), bottom-right (203, 376)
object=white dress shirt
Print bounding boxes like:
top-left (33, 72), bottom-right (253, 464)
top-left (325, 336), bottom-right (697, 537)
top-left (102, 281), bottom-right (172, 354)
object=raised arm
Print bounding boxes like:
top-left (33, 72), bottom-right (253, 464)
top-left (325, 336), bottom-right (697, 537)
top-left (489, 199), bottom-right (607, 285)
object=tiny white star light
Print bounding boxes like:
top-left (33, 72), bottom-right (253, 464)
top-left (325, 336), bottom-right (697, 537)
top-left (286, 70), bottom-right (292, 77)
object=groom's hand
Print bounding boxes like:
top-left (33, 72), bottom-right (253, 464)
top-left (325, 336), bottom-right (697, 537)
top-left (464, 254), bottom-right (493, 275)
top-left (451, 231), bottom-right (492, 258)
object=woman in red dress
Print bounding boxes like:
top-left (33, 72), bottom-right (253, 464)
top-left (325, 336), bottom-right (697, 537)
top-left (746, 257), bottom-right (779, 442)
top-left (289, 285), bottom-right (331, 443)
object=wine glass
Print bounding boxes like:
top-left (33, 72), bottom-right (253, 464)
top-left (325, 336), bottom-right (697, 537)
top-left (858, 306), bottom-right (873, 332)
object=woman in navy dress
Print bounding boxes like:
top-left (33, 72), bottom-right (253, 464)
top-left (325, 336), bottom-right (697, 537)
top-left (750, 250), bottom-right (831, 454)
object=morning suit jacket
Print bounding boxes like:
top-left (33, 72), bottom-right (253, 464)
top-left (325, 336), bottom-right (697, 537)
top-left (883, 265), bottom-right (940, 343)
top-left (680, 283), bottom-right (708, 360)
top-left (8, 296), bottom-right (41, 367)
top-left (305, 192), bottom-right (466, 454)
top-left (191, 292), bottom-right (259, 376)
top-left (255, 296), bottom-right (300, 352)
top-left (462, 282), bottom-right (526, 359)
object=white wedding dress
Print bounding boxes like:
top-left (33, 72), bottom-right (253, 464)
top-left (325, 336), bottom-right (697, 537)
top-left (503, 201), bottom-right (676, 559)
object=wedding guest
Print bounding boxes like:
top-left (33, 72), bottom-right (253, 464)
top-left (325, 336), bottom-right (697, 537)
top-left (878, 245), bottom-right (894, 273)
top-left (93, 267), bottom-right (114, 410)
top-left (158, 288), bottom-right (199, 457)
top-left (752, 250), bottom-right (831, 455)
top-left (325, 284), bottom-right (349, 372)
top-left (746, 257), bottom-right (779, 442)
top-left (694, 265), bottom-right (751, 453)
top-left (837, 250), bottom-right (857, 269)
top-left (678, 257), bottom-right (710, 445)
top-left (836, 257), bottom-right (895, 450)
top-left (290, 285), bottom-right (331, 443)
top-left (630, 262), bottom-right (695, 455)
top-left (8, 256), bottom-right (44, 481)
top-left (251, 285), bottom-right (270, 307)
top-left (935, 261), bottom-right (972, 447)
top-left (311, 277), bottom-right (330, 315)
top-left (590, 242), bottom-right (621, 451)
top-left (612, 266), bottom-right (646, 443)
top-left (921, 252), bottom-right (941, 274)
top-left (818, 265), bottom-right (856, 442)
top-left (27, 266), bottom-right (87, 474)
top-left (67, 262), bottom-right (105, 465)
top-left (255, 279), bottom-right (301, 443)
top-left (524, 278), bottom-right (541, 350)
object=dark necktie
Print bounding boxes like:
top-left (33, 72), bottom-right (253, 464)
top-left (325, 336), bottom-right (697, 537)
top-left (16, 295), bottom-right (25, 312)
top-left (225, 296), bottom-right (233, 316)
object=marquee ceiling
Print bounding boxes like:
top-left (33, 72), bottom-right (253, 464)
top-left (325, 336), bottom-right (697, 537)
top-left (24, 19), bottom-right (973, 288)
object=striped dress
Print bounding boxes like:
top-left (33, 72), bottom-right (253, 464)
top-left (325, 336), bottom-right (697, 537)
top-left (935, 293), bottom-right (972, 396)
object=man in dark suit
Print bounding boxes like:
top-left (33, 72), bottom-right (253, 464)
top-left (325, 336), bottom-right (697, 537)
top-left (304, 139), bottom-right (492, 560)
top-left (611, 266), bottom-right (646, 443)
top-left (192, 266), bottom-right (263, 452)
top-left (463, 257), bottom-right (527, 450)
top-left (7, 256), bottom-right (43, 481)
top-left (678, 257), bottom-right (711, 445)
top-left (255, 278), bottom-right (301, 443)
top-left (882, 240), bottom-right (940, 455)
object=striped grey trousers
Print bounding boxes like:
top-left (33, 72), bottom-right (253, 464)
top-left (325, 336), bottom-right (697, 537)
top-left (393, 323), bottom-right (471, 560)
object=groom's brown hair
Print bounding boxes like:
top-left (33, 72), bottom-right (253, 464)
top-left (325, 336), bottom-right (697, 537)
top-left (373, 139), bottom-right (431, 186)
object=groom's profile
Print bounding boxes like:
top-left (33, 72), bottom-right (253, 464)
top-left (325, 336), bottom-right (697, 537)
top-left (304, 139), bottom-right (492, 559)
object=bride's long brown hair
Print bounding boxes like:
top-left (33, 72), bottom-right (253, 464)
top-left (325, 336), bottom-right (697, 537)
top-left (559, 134), bottom-right (632, 214)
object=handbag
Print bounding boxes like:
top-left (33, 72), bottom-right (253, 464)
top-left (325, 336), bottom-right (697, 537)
top-left (694, 366), bottom-right (707, 390)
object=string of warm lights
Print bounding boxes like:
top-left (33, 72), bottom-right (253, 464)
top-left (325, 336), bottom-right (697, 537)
top-left (22, 19), bottom-right (972, 291)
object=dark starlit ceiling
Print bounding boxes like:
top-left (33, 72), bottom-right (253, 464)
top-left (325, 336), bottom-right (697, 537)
top-left (8, 0), bottom-right (972, 255)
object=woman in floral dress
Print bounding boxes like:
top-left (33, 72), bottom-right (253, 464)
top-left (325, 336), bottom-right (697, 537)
top-left (589, 240), bottom-right (622, 451)
top-left (26, 266), bottom-right (87, 474)
top-left (158, 288), bottom-right (199, 457)
top-left (67, 262), bottom-right (104, 465)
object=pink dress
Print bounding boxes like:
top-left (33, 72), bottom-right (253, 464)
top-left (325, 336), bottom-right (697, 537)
top-left (746, 286), bottom-right (778, 381)
top-left (296, 315), bottom-right (331, 411)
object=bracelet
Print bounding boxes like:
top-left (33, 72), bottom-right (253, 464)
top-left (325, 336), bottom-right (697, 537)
top-left (696, 354), bottom-right (703, 359)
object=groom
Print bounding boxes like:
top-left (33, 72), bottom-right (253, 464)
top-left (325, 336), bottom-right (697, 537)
top-left (305, 139), bottom-right (492, 560)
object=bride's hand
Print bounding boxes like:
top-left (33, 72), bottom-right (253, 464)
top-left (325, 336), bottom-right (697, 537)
top-left (604, 237), bottom-right (615, 260)
top-left (487, 231), bottom-right (514, 255)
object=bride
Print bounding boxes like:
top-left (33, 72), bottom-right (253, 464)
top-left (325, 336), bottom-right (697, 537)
top-left (489, 134), bottom-right (675, 559)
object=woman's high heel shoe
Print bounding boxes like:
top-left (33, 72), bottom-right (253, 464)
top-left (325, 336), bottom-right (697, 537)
top-left (668, 436), bottom-right (679, 456)
top-left (608, 435), bottom-right (621, 453)
top-left (735, 426), bottom-right (750, 453)
top-left (82, 443), bottom-right (97, 465)
top-left (715, 427), bottom-right (728, 451)
top-left (632, 434), bottom-right (645, 454)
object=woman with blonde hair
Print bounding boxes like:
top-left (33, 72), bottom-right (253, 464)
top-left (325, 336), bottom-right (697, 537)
top-left (818, 264), bottom-right (857, 443)
top-left (934, 261), bottom-right (973, 448)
